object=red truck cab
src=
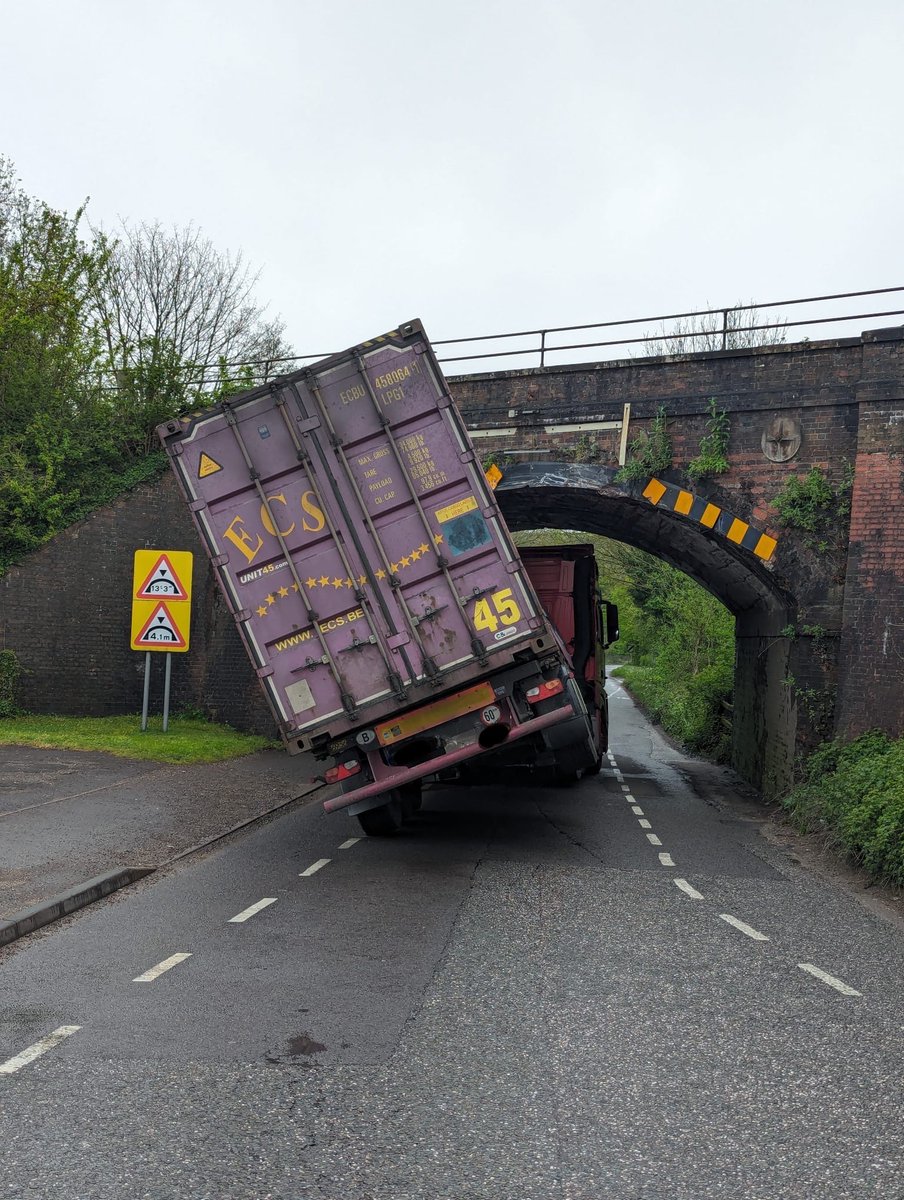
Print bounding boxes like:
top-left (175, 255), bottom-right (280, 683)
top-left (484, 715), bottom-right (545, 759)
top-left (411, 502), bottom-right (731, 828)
top-left (520, 544), bottom-right (619, 775)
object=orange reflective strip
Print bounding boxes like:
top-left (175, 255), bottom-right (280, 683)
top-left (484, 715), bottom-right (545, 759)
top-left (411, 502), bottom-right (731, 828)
top-left (674, 490), bottom-right (694, 515)
top-left (643, 478), bottom-right (667, 504)
top-left (727, 518), bottom-right (749, 544)
top-left (700, 503), bottom-right (721, 528)
top-left (753, 533), bottom-right (778, 561)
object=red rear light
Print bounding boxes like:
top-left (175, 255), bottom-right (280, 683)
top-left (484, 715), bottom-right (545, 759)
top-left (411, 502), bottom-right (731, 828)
top-left (325, 759), bottom-right (362, 784)
top-left (525, 678), bottom-right (565, 704)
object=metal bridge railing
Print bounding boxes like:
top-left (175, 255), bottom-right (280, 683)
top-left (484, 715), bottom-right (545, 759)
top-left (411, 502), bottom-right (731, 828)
top-left (432, 287), bottom-right (904, 371)
top-left (101, 287), bottom-right (904, 390)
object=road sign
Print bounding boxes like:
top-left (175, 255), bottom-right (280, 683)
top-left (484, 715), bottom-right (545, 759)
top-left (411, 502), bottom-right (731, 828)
top-left (131, 599), bottom-right (190, 651)
top-left (133, 549), bottom-right (193, 602)
top-left (134, 551), bottom-right (193, 600)
top-left (131, 550), bottom-right (192, 653)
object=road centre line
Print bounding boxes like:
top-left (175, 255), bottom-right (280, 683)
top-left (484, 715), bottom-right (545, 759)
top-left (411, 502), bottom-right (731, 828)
top-left (646, 833), bottom-right (662, 846)
top-left (621, 784), bottom-right (631, 793)
top-left (798, 963), bottom-right (862, 996)
top-left (638, 818), bottom-right (651, 829)
top-left (658, 852), bottom-right (675, 867)
top-left (338, 838), bottom-right (361, 850)
top-left (228, 897), bottom-right (277, 923)
top-left (632, 805), bottom-right (644, 815)
top-left (719, 914), bottom-right (769, 942)
top-left (674, 878), bottom-right (704, 899)
top-left (300, 858), bottom-right (331, 877)
top-left (133, 953), bottom-right (192, 982)
top-left (0, 1025), bottom-right (81, 1076)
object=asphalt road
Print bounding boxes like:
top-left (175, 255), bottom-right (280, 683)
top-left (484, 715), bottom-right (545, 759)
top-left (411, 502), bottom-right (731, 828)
top-left (0, 683), bottom-right (902, 1199)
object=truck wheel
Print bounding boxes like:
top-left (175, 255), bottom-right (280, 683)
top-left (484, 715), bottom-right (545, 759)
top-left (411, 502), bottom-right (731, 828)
top-left (400, 781), bottom-right (422, 815)
top-left (356, 794), bottom-right (404, 836)
top-left (584, 752), bottom-right (604, 776)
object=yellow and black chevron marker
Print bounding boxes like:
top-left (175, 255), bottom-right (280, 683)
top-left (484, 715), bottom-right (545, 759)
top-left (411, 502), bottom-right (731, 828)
top-left (642, 478), bottom-right (778, 563)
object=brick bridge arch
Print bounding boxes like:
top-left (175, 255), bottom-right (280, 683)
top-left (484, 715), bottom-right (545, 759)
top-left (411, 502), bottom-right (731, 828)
top-left (492, 460), bottom-right (794, 794)
top-left (450, 325), bottom-right (904, 794)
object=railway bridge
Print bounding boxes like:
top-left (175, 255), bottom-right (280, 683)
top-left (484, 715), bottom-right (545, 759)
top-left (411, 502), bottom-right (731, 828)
top-left (448, 325), bottom-right (904, 794)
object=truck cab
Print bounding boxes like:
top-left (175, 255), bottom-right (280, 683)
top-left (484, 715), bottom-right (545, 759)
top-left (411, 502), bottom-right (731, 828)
top-left (519, 543), bottom-right (619, 778)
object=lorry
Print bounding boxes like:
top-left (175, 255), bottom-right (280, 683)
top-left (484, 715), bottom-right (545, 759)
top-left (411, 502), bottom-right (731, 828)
top-left (158, 320), bottom-right (617, 834)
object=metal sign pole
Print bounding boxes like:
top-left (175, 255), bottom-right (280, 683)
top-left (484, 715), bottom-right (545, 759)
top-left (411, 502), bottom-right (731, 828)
top-left (141, 652), bottom-right (152, 732)
top-left (162, 652), bottom-right (172, 733)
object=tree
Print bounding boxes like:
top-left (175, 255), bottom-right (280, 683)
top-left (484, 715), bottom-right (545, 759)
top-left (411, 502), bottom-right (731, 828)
top-left (645, 301), bottom-right (786, 356)
top-left (0, 158), bottom-right (115, 567)
top-left (92, 220), bottom-right (294, 448)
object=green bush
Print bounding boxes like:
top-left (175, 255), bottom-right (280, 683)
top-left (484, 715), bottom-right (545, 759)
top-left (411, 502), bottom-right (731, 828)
top-left (614, 559), bottom-right (734, 759)
top-left (0, 650), bottom-right (20, 717)
top-left (782, 731), bottom-right (904, 887)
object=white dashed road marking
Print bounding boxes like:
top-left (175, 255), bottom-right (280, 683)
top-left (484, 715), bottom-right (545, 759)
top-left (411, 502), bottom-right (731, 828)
top-left (631, 805), bottom-right (644, 815)
top-left (658, 852), bottom-right (675, 867)
top-left (674, 878), bottom-right (704, 899)
top-left (798, 963), bottom-right (862, 996)
top-left (228, 897), bottom-right (277, 923)
top-left (638, 818), bottom-right (651, 829)
top-left (646, 833), bottom-right (662, 846)
top-left (133, 953), bottom-right (192, 982)
top-left (719, 914), bottom-right (769, 942)
top-left (300, 859), bottom-right (331, 877)
top-left (0, 1026), bottom-right (81, 1075)
top-left (338, 838), bottom-right (361, 850)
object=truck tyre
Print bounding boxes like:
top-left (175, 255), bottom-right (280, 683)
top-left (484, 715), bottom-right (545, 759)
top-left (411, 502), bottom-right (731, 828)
top-left (400, 781), bottom-right (422, 816)
top-left (584, 753), bottom-right (604, 776)
top-left (356, 793), bottom-right (404, 836)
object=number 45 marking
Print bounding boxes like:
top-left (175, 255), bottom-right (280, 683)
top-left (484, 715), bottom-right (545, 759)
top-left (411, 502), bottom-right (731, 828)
top-left (473, 587), bottom-right (521, 633)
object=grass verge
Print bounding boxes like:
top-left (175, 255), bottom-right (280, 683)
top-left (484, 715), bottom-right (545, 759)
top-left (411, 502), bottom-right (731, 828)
top-left (0, 714), bottom-right (278, 764)
top-left (781, 730), bottom-right (904, 888)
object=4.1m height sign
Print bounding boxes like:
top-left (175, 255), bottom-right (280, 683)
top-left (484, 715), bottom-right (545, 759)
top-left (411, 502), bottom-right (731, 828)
top-left (130, 550), bottom-right (193, 652)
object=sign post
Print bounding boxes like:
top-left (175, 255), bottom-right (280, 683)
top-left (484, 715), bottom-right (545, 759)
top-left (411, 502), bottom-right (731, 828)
top-left (130, 550), bottom-right (193, 731)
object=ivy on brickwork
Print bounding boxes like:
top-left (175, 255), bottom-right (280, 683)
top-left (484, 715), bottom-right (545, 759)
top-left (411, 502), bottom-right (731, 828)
top-left (687, 398), bottom-right (730, 481)
top-left (616, 405), bottom-right (672, 483)
top-left (0, 651), bottom-right (20, 717)
top-left (771, 464), bottom-right (853, 553)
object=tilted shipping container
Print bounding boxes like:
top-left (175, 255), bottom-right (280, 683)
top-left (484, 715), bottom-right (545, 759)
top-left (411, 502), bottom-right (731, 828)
top-left (159, 320), bottom-right (602, 832)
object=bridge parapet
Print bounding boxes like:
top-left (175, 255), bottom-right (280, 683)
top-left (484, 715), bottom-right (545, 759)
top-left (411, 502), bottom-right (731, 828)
top-left (451, 327), bottom-right (904, 791)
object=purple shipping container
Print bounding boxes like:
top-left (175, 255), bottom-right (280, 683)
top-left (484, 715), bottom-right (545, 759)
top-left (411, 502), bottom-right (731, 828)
top-left (158, 320), bottom-right (551, 753)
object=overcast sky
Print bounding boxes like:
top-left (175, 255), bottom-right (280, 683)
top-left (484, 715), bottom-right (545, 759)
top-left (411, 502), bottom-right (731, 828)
top-left (3, 0), bottom-right (902, 369)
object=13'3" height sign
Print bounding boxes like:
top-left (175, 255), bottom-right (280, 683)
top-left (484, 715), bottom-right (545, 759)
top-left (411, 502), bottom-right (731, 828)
top-left (130, 550), bottom-right (193, 651)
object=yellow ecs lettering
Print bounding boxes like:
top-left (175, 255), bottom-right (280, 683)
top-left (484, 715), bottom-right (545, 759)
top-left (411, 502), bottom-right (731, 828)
top-left (260, 493), bottom-right (296, 538)
top-left (223, 516), bottom-right (264, 564)
top-left (301, 491), bottom-right (326, 533)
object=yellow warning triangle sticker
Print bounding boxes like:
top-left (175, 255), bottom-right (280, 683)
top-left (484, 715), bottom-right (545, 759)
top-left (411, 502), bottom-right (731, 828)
top-left (134, 601), bottom-right (188, 649)
top-left (198, 452), bottom-right (222, 478)
top-left (135, 553), bottom-right (189, 600)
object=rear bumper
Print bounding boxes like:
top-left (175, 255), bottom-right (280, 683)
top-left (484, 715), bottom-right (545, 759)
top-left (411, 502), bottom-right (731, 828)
top-left (322, 704), bottom-right (575, 813)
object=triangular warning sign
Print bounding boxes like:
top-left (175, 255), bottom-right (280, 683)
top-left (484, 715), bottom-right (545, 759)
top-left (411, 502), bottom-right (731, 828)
top-left (133, 601), bottom-right (188, 649)
top-left (136, 553), bottom-right (189, 600)
top-left (198, 453), bottom-right (222, 478)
